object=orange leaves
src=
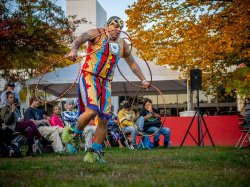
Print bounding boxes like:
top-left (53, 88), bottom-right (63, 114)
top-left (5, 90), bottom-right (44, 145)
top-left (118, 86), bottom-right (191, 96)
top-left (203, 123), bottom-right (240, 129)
top-left (126, 0), bottom-right (250, 95)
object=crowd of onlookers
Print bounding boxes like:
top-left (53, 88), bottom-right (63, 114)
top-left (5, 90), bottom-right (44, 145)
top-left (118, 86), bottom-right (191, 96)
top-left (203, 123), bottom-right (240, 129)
top-left (2, 81), bottom-right (249, 158)
top-left (0, 82), bottom-right (172, 158)
top-left (0, 90), bottom-right (96, 157)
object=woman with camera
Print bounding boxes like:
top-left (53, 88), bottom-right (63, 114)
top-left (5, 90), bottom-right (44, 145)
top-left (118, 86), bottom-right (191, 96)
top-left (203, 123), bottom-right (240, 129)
top-left (1, 91), bottom-right (51, 156)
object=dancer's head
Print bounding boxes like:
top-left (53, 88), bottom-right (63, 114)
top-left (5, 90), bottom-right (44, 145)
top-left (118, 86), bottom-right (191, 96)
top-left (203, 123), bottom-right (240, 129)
top-left (106, 16), bottom-right (124, 40)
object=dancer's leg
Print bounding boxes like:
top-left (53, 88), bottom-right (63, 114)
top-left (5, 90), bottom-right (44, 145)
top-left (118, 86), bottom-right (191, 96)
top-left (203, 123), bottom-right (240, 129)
top-left (76, 108), bottom-right (97, 131)
top-left (84, 118), bottom-right (108, 163)
top-left (94, 118), bottom-right (107, 145)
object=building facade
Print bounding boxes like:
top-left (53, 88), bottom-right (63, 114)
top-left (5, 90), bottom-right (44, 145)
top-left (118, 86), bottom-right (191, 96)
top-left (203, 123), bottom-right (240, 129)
top-left (66, 0), bottom-right (107, 36)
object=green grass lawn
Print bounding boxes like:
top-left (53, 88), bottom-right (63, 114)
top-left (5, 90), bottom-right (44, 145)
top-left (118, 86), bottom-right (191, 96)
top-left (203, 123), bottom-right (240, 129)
top-left (0, 146), bottom-right (249, 187)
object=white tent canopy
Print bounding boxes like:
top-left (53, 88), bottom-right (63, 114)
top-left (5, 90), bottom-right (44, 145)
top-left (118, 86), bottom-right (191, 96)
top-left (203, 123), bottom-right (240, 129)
top-left (26, 56), bottom-right (187, 97)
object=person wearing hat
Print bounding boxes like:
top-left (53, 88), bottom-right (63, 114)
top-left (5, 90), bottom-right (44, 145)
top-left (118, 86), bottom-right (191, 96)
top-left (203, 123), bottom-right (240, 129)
top-left (118, 102), bottom-right (138, 149)
top-left (62, 99), bottom-right (97, 151)
top-left (0, 82), bottom-right (21, 109)
top-left (65, 16), bottom-right (150, 162)
top-left (61, 99), bottom-right (78, 128)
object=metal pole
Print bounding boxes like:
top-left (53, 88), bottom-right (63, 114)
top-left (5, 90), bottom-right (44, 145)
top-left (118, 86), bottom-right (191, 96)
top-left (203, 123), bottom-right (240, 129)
top-left (45, 88), bottom-right (47, 112)
top-left (197, 90), bottom-right (200, 145)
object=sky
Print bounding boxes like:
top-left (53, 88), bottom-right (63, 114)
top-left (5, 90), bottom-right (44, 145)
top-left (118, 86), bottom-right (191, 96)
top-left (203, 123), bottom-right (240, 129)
top-left (56, 0), bottom-right (137, 30)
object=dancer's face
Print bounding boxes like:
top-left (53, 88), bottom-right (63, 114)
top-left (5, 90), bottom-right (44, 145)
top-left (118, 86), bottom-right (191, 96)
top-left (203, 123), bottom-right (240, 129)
top-left (107, 24), bottom-right (122, 40)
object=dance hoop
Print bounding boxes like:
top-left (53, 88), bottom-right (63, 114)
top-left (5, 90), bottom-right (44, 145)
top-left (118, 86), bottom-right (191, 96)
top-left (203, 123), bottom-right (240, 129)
top-left (117, 31), bottom-right (153, 88)
top-left (34, 56), bottom-right (82, 103)
top-left (34, 29), bottom-right (167, 133)
top-left (34, 29), bottom-right (111, 103)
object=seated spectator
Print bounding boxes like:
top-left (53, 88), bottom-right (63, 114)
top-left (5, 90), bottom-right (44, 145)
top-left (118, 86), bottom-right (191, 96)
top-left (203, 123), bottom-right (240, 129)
top-left (107, 106), bottom-right (124, 148)
top-left (61, 99), bottom-right (96, 151)
top-left (24, 96), bottom-right (64, 154)
top-left (241, 97), bottom-right (250, 127)
top-left (118, 102), bottom-right (138, 149)
top-left (139, 98), bottom-right (171, 148)
top-left (50, 106), bottom-right (64, 128)
top-left (61, 100), bottom-right (78, 127)
top-left (0, 82), bottom-right (21, 109)
top-left (1, 91), bottom-right (51, 156)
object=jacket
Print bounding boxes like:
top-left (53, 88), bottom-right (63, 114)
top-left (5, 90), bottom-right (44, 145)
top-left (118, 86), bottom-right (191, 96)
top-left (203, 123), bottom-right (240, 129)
top-left (1, 103), bottom-right (19, 131)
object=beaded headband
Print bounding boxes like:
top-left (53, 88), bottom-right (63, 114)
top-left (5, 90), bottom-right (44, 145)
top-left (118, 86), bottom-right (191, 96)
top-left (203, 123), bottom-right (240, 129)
top-left (107, 16), bottom-right (124, 29)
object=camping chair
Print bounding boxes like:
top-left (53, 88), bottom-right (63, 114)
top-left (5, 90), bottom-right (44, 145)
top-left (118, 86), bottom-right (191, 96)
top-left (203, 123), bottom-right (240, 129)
top-left (12, 131), bottom-right (27, 147)
top-left (235, 115), bottom-right (250, 148)
top-left (105, 121), bottom-right (123, 148)
top-left (117, 113), bottom-right (143, 149)
top-left (118, 124), bottom-right (146, 149)
top-left (117, 123), bottom-right (133, 149)
top-left (104, 130), bottom-right (112, 148)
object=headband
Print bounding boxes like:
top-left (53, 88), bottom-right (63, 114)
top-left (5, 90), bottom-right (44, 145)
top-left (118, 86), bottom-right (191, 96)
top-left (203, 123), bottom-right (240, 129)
top-left (107, 17), bottom-right (124, 29)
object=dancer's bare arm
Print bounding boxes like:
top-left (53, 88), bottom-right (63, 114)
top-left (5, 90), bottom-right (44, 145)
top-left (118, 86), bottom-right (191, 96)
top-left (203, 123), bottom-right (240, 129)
top-left (123, 42), bottom-right (150, 88)
top-left (66, 29), bottom-right (99, 61)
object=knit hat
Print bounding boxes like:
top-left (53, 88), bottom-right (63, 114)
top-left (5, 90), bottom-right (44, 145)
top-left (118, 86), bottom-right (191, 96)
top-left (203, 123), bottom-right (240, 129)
top-left (66, 99), bottom-right (75, 105)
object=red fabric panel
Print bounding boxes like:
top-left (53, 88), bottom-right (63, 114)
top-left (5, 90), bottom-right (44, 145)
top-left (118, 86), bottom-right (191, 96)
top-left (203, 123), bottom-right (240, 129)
top-left (138, 115), bottom-right (244, 146)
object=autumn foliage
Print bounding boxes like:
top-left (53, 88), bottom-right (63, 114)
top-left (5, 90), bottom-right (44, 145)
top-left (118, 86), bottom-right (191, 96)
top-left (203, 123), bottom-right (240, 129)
top-left (126, 0), bottom-right (250, 95)
top-left (0, 0), bottom-right (85, 83)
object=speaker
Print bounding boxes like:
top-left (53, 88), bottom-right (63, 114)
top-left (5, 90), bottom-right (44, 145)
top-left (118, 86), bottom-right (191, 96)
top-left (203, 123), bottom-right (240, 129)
top-left (190, 69), bottom-right (202, 91)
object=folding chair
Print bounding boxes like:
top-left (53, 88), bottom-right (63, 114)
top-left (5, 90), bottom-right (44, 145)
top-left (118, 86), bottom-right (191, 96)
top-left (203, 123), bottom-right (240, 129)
top-left (235, 116), bottom-right (250, 148)
top-left (119, 126), bottom-right (147, 149)
top-left (104, 130), bottom-right (112, 147)
top-left (117, 113), bottom-right (142, 149)
top-left (117, 124), bottom-right (134, 149)
top-left (12, 131), bottom-right (27, 147)
top-left (137, 133), bottom-right (145, 148)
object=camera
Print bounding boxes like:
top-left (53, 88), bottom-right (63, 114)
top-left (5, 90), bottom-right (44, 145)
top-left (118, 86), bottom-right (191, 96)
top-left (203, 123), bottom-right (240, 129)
top-left (14, 98), bottom-right (19, 105)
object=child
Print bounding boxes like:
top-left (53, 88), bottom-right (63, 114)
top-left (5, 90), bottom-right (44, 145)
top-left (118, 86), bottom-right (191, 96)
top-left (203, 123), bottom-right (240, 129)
top-left (50, 106), bottom-right (64, 128)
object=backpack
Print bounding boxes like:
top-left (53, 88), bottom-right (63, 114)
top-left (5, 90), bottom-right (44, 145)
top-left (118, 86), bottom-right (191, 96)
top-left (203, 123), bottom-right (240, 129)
top-left (0, 143), bottom-right (22, 158)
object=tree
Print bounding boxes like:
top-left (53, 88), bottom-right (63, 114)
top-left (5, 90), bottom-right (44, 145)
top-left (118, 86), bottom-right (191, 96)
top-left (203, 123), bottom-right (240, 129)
top-left (0, 0), bottom-right (86, 83)
top-left (126, 0), bottom-right (250, 96)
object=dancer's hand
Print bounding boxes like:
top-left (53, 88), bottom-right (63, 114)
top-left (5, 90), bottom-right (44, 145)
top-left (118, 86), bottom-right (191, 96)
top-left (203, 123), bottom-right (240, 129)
top-left (142, 80), bottom-right (150, 89)
top-left (66, 51), bottom-right (78, 61)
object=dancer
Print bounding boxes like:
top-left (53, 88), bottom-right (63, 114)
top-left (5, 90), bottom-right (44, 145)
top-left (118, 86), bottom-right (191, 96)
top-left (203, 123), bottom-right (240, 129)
top-left (65, 16), bottom-right (150, 163)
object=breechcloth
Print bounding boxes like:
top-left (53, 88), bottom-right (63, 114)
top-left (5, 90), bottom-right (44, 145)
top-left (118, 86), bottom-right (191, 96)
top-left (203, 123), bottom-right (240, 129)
top-left (78, 70), bottom-right (112, 120)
